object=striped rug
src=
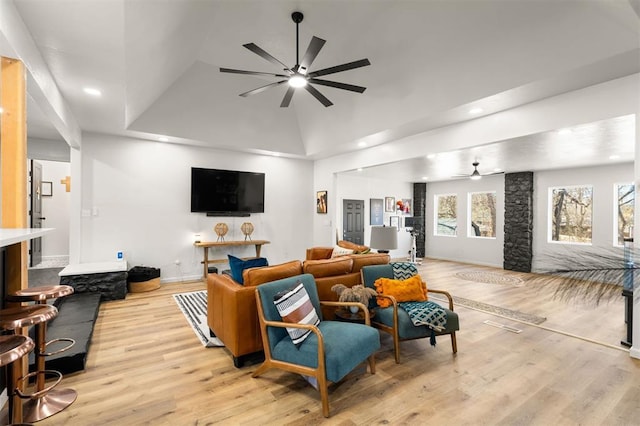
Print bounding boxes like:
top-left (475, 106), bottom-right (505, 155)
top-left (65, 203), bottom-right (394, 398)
top-left (173, 290), bottom-right (224, 348)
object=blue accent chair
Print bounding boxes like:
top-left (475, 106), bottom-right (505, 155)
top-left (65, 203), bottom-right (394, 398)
top-left (361, 262), bottom-right (459, 363)
top-left (253, 273), bottom-right (380, 418)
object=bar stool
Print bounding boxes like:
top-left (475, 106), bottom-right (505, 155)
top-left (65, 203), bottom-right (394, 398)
top-left (5, 286), bottom-right (77, 423)
top-left (0, 305), bottom-right (57, 424)
top-left (0, 334), bottom-right (35, 425)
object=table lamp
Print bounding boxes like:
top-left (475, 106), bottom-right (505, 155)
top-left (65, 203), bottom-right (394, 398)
top-left (370, 225), bottom-right (398, 253)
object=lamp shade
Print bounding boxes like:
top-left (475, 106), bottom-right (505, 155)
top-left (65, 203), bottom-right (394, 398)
top-left (370, 226), bottom-right (398, 253)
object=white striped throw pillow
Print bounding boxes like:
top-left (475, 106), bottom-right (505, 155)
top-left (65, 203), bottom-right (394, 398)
top-left (273, 281), bottom-right (320, 346)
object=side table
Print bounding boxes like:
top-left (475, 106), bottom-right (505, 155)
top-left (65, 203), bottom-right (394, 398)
top-left (334, 308), bottom-right (375, 324)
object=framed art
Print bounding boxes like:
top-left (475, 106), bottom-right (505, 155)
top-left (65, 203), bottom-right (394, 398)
top-left (389, 215), bottom-right (399, 230)
top-left (316, 190), bottom-right (328, 214)
top-left (41, 181), bottom-right (53, 197)
top-left (385, 197), bottom-right (395, 212)
top-left (370, 198), bottom-right (383, 225)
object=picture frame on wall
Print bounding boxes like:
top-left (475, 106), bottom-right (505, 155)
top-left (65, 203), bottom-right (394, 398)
top-left (317, 190), bottom-right (328, 214)
top-left (385, 197), bottom-right (395, 212)
top-left (370, 198), bottom-right (384, 225)
top-left (41, 181), bottom-right (53, 197)
top-left (390, 215), bottom-right (399, 230)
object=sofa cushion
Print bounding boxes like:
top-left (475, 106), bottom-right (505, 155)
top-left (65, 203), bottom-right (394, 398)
top-left (374, 275), bottom-right (427, 308)
top-left (303, 257), bottom-right (353, 278)
top-left (243, 260), bottom-right (303, 287)
top-left (228, 255), bottom-right (268, 284)
top-left (273, 281), bottom-right (320, 346)
top-left (350, 253), bottom-right (390, 273)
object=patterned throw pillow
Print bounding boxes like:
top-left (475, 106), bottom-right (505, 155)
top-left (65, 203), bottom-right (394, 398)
top-left (273, 282), bottom-right (320, 346)
top-left (331, 246), bottom-right (354, 258)
top-left (374, 275), bottom-right (427, 308)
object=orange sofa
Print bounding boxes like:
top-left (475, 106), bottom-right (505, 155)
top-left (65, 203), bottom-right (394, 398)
top-left (207, 250), bottom-right (389, 367)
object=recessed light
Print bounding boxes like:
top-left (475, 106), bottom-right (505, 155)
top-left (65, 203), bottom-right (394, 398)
top-left (426, 154), bottom-right (436, 159)
top-left (609, 154), bottom-right (620, 160)
top-left (558, 128), bottom-right (572, 135)
top-left (421, 176), bottom-right (428, 180)
top-left (357, 168), bottom-right (363, 172)
top-left (469, 107), bottom-right (483, 114)
top-left (158, 136), bottom-right (169, 142)
top-left (83, 87), bottom-right (102, 97)
top-left (358, 141), bottom-right (367, 147)
top-left (493, 168), bottom-right (502, 172)
top-left (272, 152), bottom-right (280, 157)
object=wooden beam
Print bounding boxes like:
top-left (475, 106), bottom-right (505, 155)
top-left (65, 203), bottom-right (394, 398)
top-left (1, 56), bottom-right (28, 294)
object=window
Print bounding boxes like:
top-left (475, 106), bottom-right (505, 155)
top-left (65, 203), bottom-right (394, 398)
top-left (468, 192), bottom-right (496, 238)
top-left (615, 183), bottom-right (634, 246)
top-left (435, 194), bottom-right (457, 236)
top-left (549, 186), bottom-right (593, 244)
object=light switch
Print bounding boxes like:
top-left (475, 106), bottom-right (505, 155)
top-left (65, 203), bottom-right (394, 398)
top-left (81, 209), bottom-right (91, 217)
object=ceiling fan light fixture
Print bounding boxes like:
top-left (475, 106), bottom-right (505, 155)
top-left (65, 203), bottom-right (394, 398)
top-left (470, 173), bottom-right (482, 180)
top-left (288, 75), bottom-right (308, 88)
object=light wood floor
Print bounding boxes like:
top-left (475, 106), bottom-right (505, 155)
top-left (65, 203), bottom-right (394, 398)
top-left (35, 259), bottom-right (640, 425)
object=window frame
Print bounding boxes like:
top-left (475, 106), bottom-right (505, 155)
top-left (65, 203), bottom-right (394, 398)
top-left (547, 184), bottom-right (593, 245)
top-left (434, 193), bottom-right (457, 237)
top-left (467, 191), bottom-right (497, 239)
top-left (613, 182), bottom-right (634, 247)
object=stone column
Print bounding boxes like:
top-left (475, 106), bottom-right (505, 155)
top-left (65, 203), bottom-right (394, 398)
top-left (413, 182), bottom-right (426, 258)
top-left (503, 172), bottom-right (533, 272)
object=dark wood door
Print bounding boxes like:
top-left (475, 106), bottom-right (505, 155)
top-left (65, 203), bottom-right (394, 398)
top-left (343, 199), bottom-right (365, 245)
top-left (30, 160), bottom-right (43, 267)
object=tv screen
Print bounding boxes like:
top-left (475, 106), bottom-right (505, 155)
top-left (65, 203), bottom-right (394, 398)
top-left (190, 167), bottom-right (265, 214)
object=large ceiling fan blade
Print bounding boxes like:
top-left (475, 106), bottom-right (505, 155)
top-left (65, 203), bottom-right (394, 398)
top-left (220, 68), bottom-right (289, 78)
top-left (305, 84), bottom-right (333, 107)
top-left (308, 58), bottom-right (371, 77)
top-left (309, 78), bottom-right (366, 93)
top-left (239, 80), bottom-right (288, 97)
top-left (243, 43), bottom-right (293, 73)
top-left (280, 86), bottom-right (296, 107)
top-left (298, 36), bottom-right (326, 75)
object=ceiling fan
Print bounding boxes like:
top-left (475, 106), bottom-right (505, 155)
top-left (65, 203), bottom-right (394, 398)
top-left (453, 162), bottom-right (504, 180)
top-left (220, 11), bottom-right (370, 107)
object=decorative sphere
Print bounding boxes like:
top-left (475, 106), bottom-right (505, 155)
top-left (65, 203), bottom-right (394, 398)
top-left (240, 222), bottom-right (254, 237)
top-left (214, 223), bottom-right (228, 237)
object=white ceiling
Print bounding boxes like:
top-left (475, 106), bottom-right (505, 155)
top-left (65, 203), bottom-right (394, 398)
top-left (13, 0), bottom-right (640, 180)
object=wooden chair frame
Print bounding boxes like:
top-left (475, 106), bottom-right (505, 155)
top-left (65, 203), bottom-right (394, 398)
top-left (253, 294), bottom-right (376, 418)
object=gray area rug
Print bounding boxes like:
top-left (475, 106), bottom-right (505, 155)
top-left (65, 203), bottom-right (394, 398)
top-left (173, 290), bottom-right (224, 347)
top-left (431, 294), bottom-right (546, 325)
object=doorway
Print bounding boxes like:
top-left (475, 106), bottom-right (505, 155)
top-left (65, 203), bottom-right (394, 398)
top-left (342, 199), bottom-right (365, 245)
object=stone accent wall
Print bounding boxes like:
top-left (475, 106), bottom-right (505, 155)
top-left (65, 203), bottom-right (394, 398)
top-left (413, 182), bottom-right (426, 258)
top-left (60, 271), bottom-right (128, 300)
top-left (504, 172), bottom-right (533, 272)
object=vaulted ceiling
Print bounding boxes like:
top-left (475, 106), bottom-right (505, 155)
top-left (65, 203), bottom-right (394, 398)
top-left (10, 0), bottom-right (640, 179)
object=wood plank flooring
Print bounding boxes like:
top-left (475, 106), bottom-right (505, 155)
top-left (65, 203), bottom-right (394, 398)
top-left (36, 259), bottom-right (640, 425)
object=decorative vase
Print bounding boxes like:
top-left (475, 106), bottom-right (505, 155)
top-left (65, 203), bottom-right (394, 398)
top-left (349, 305), bottom-right (359, 314)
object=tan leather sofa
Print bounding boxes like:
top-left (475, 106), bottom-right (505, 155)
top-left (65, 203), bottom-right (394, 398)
top-left (207, 251), bottom-right (389, 367)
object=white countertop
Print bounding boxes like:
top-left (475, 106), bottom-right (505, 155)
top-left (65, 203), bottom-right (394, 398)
top-left (0, 228), bottom-right (55, 248)
top-left (59, 261), bottom-right (128, 276)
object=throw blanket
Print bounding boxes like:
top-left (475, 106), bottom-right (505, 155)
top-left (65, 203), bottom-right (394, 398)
top-left (399, 301), bottom-right (448, 346)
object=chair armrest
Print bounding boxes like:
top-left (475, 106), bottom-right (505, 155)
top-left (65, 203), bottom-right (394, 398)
top-left (321, 301), bottom-right (370, 325)
top-left (428, 289), bottom-right (454, 310)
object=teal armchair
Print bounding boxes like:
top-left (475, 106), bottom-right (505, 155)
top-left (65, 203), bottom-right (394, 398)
top-left (361, 262), bottom-right (459, 363)
top-left (253, 273), bottom-right (380, 418)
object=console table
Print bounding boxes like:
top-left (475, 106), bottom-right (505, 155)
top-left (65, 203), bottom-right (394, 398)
top-left (194, 240), bottom-right (270, 278)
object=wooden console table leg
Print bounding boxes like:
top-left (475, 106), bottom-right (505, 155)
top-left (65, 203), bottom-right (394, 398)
top-left (203, 247), bottom-right (209, 279)
top-left (255, 244), bottom-right (262, 258)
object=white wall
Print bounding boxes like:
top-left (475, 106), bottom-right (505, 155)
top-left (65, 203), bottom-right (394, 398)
top-left (39, 159), bottom-right (70, 260)
top-left (426, 174), bottom-right (505, 267)
top-left (78, 133), bottom-right (314, 282)
top-left (532, 162), bottom-right (634, 270)
top-left (336, 174), bottom-right (413, 259)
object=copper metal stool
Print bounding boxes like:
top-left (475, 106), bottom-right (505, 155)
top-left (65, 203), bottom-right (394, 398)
top-left (0, 305), bottom-right (58, 424)
top-left (0, 334), bottom-right (35, 425)
top-left (5, 286), bottom-right (77, 422)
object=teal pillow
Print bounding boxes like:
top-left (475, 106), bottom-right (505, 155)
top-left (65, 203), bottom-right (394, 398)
top-left (228, 255), bottom-right (268, 284)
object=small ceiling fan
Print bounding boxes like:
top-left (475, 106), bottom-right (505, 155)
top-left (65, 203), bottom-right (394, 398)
top-left (453, 162), bottom-right (504, 180)
top-left (220, 11), bottom-right (370, 107)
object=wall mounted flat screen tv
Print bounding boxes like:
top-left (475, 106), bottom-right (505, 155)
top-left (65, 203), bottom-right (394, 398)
top-left (190, 167), bottom-right (265, 214)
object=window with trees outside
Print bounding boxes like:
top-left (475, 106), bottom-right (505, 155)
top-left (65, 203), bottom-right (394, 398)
top-left (468, 192), bottom-right (497, 238)
top-left (615, 183), bottom-right (634, 246)
top-left (549, 186), bottom-right (593, 244)
top-left (435, 194), bottom-right (457, 236)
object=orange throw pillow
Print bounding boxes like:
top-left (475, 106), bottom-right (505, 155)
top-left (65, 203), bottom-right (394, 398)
top-left (374, 275), bottom-right (427, 308)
